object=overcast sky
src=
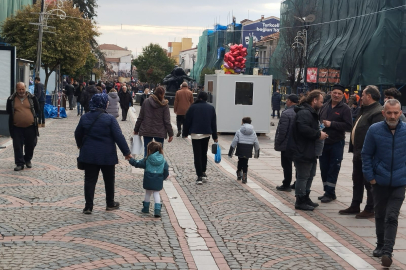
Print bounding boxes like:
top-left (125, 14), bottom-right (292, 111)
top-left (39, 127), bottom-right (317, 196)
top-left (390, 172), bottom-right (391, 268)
top-left (95, 0), bottom-right (281, 56)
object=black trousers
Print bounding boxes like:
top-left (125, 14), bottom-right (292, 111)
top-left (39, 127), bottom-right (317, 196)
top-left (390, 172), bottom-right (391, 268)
top-left (121, 106), bottom-right (129, 120)
top-left (12, 125), bottom-right (37, 166)
top-left (176, 115), bottom-right (185, 132)
top-left (237, 157), bottom-right (249, 173)
top-left (352, 158), bottom-right (374, 211)
top-left (68, 95), bottom-right (74, 110)
top-left (84, 163), bottom-right (115, 209)
top-left (192, 137), bottom-right (210, 177)
top-left (281, 151), bottom-right (293, 187)
top-left (372, 184), bottom-right (405, 255)
top-left (272, 109), bottom-right (280, 118)
top-left (38, 102), bottom-right (45, 124)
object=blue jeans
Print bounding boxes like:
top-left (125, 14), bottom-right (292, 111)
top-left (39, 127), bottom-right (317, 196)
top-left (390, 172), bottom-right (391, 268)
top-left (319, 140), bottom-right (345, 198)
top-left (143, 136), bottom-right (164, 157)
top-left (77, 101), bottom-right (83, 115)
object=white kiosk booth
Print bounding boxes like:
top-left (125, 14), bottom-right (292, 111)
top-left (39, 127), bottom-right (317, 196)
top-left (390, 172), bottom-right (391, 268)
top-left (204, 74), bottom-right (272, 133)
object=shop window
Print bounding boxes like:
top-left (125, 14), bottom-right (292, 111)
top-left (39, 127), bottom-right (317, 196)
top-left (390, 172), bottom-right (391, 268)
top-left (235, 82), bottom-right (253, 105)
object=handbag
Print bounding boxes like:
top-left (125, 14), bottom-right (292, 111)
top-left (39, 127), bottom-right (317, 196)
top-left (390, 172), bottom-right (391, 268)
top-left (214, 143), bottom-right (221, 164)
top-left (77, 112), bottom-right (103, 170)
top-left (131, 135), bottom-right (143, 155)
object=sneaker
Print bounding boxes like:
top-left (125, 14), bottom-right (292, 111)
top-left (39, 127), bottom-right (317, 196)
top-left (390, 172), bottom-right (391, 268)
top-left (202, 172), bottom-right (207, 183)
top-left (381, 254), bottom-right (392, 267)
top-left (196, 177), bottom-right (203, 185)
top-left (276, 185), bottom-right (292, 192)
top-left (14, 165), bottom-right (24, 171)
top-left (106, 202), bottom-right (120, 211)
top-left (356, 210), bottom-right (374, 219)
top-left (339, 206), bottom-right (361, 215)
top-left (320, 195), bottom-right (336, 203)
top-left (176, 132), bottom-right (181, 137)
top-left (25, 161), bottom-right (32, 168)
top-left (83, 208), bottom-right (92, 215)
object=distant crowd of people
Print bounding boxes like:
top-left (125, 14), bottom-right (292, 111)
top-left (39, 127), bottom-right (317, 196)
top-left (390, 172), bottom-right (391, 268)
top-left (273, 84), bottom-right (405, 267)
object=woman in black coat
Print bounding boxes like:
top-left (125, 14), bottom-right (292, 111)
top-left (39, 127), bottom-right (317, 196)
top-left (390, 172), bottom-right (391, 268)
top-left (118, 85), bottom-right (133, 121)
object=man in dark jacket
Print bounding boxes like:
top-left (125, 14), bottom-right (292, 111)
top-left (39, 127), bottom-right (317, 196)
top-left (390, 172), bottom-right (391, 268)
top-left (80, 82), bottom-right (100, 113)
top-left (362, 99), bottom-right (405, 266)
top-left (183, 91), bottom-right (218, 185)
top-left (275, 94), bottom-right (299, 191)
top-left (271, 89), bottom-right (282, 118)
top-left (64, 80), bottom-right (75, 110)
top-left (6, 82), bottom-right (40, 171)
top-left (34, 77), bottom-right (46, 127)
top-left (118, 85), bottom-right (133, 121)
top-left (339, 85), bottom-right (384, 218)
top-left (318, 84), bottom-right (352, 203)
top-left (287, 90), bottom-right (328, 211)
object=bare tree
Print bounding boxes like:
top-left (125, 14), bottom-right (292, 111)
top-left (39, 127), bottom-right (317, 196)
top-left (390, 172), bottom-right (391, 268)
top-left (274, 0), bottom-right (318, 92)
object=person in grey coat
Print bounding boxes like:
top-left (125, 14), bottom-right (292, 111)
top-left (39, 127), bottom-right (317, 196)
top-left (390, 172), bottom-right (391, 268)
top-left (275, 94), bottom-right (299, 192)
top-left (106, 89), bottom-right (120, 118)
top-left (228, 117), bottom-right (260, 184)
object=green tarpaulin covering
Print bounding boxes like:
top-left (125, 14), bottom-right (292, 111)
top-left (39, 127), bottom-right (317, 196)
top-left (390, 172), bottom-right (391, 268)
top-left (0, 0), bottom-right (33, 25)
top-left (270, 0), bottom-right (406, 86)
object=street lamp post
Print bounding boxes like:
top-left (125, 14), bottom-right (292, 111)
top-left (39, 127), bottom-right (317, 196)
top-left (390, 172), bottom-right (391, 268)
top-left (292, 29), bottom-right (308, 90)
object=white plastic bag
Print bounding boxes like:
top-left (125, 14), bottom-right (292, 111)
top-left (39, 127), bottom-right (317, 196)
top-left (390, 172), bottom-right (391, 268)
top-left (131, 135), bottom-right (143, 155)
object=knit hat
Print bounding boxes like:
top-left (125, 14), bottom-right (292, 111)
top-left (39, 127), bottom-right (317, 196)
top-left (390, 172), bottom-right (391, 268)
top-left (90, 93), bottom-right (109, 110)
top-left (332, 84), bottom-right (345, 93)
top-left (287, 94), bottom-right (299, 104)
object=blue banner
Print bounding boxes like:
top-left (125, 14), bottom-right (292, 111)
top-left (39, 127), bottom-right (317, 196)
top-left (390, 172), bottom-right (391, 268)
top-left (241, 18), bottom-right (280, 47)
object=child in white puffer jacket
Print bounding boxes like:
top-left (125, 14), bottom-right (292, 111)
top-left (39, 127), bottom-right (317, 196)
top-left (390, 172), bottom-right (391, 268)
top-left (228, 117), bottom-right (260, 184)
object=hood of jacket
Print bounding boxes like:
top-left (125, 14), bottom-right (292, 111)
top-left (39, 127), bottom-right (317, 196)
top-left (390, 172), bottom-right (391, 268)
top-left (150, 94), bottom-right (169, 108)
top-left (240, 124), bottom-right (254, 136)
top-left (294, 103), bottom-right (318, 115)
top-left (9, 91), bottom-right (35, 100)
top-left (108, 92), bottom-right (118, 99)
top-left (86, 85), bottom-right (98, 94)
top-left (147, 151), bottom-right (165, 166)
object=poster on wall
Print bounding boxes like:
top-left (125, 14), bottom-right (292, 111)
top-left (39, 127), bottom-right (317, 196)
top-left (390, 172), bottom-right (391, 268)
top-left (318, 68), bottom-right (328, 84)
top-left (241, 17), bottom-right (280, 47)
top-left (0, 47), bottom-right (15, 111)
top-left (328, 69), bottom-right (340, 84)
top-left (306, 68), bottom-right (318, 83)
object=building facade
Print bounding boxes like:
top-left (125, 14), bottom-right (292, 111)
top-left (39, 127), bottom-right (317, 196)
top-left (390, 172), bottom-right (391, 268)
top-left (99, 44), bottom-right (132, 82)
top-left (168, 38), bottom-right (193, 64)
top-left (179, 47), bottom-right (198, 74)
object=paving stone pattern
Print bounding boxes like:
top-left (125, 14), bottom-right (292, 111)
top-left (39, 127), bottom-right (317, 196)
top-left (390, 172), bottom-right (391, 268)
top-left (0, 108), bottom-right (390, 270)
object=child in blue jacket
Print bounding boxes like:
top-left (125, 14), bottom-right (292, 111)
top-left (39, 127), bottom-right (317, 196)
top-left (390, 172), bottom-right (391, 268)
top-left (129, 141), bottom-right (169, 217)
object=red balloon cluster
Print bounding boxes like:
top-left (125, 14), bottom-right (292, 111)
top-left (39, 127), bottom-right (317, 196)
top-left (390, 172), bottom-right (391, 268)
top-left (223, 44), bottom-right (248, 74)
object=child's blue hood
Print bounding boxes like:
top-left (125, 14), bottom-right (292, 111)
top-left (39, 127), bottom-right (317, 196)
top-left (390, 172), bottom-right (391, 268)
top-left (148, 152), bottom-right (165, 166)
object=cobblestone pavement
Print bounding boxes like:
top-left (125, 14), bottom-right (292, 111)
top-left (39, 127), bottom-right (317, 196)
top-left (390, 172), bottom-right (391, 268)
top-left (0, 106), bottom-right (403, 269)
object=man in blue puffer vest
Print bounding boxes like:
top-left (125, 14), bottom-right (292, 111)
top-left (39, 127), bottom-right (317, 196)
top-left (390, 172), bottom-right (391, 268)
top-left (362, 99), bottom-right (406, 268)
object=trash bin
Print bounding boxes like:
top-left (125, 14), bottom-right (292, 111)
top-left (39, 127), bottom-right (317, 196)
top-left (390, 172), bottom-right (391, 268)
top-left (46, 95), bottom-right (52, 105)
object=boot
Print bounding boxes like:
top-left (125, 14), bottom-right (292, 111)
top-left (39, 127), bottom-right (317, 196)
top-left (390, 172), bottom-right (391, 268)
top-left (176, 131), bottom-right (181, 137)
top-left (295, 196), bottom-right (314, 211)
top-left (242, 172), bottom-right (247, 184)
top-left (381, 254), bottom-right (393, 267)
top-left (154, 203), bottom-right (162, 217)
top-left (339, 205), bottom-right (360, 215)
top-left (236, 170), bottom-right (242, 181)
top-left (373, 244), bottom-right (384, 257)
top-left (356, 209), bottom-right (374, 219)
top-left (305, 192), bottom-right (319, 208)
top-left (141, 201), bottom-right (150, 213)
top-left (290, 181), bottom-right (296, 189)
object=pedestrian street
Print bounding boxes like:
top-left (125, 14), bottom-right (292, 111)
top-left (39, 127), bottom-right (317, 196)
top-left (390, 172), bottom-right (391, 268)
top-left (0, 106), bottom-right (405, 269)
